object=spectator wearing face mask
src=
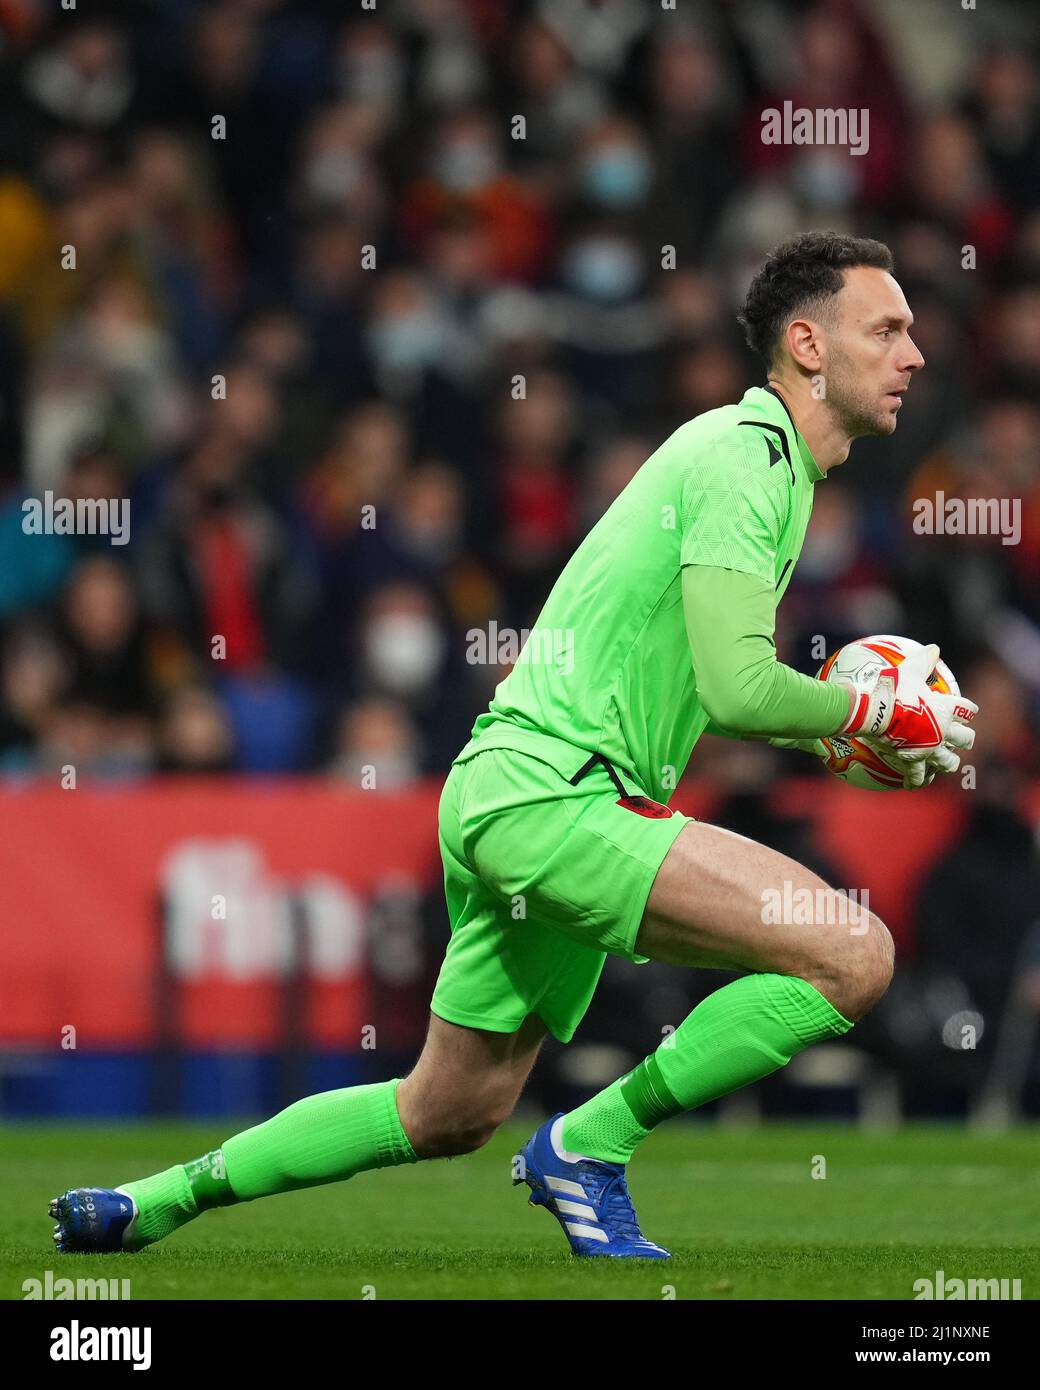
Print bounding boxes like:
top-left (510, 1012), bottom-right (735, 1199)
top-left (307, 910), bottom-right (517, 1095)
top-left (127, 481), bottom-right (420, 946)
top-left (359, 584), bottom-right (447, 702)
top-left (399, 108), bottom-right (555, 284)
top-left (330, 20), bottom-right (408, 128)
top-left (545, 145), bottom-right (664, 409)
top-left (347, 583), bottom-right (476, 774)
top-left (533, 0), bottom-right (651, 78)
top-left (503, 18), bottom-right (609, 165)
top-left (740, 1), bottom-right (909, 211)
top-left (364, 268), bottom-right (460, 403)
top-left (20, 20), bottom-right (136, 132)
top-left (570, 116), bottom-right (656, 221)
top-left (295, 101), bottom-right (388, 234)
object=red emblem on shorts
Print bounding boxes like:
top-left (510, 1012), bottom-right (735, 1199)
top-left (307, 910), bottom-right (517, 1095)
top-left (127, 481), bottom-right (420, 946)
top-left (617, 795), bottom-right (673, 819)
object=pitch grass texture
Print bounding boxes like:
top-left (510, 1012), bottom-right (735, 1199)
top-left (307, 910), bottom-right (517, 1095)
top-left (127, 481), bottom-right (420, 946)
top-left (3, 1121), bottom-right (1038, 1300)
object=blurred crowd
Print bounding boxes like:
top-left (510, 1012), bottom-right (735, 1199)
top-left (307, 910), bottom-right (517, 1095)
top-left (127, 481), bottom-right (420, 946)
top-left (0, 0), bottom-right (1038, 793)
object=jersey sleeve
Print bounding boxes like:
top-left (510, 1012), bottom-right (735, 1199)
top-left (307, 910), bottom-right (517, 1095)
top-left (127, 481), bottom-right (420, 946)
top-left (701, 719), bottom-right (824, 758)
top-left (682, 564), bottom-right (851, 738)
top-left (678, 424), bottom-right (792, 584)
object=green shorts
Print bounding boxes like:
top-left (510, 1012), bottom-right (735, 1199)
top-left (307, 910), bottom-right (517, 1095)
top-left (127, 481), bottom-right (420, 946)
top-left (430, 733), bottom-right (694, 1043)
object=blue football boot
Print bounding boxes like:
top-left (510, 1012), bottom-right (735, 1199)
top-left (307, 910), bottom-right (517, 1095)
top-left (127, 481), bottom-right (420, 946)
top-left (50, 1188), bottom-right (140, 1254)
top-left (515, 1114), bottom-right (671, 1258)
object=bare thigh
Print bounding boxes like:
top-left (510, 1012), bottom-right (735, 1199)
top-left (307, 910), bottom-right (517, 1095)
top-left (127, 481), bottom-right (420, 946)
top-left (396, 1012), bottom-right (548, 1158)
top-left (636, 821), bottom-right (893, 1021)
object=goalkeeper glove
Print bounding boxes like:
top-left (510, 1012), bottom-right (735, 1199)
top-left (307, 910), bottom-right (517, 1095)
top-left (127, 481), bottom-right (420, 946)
top-left (835, 642), bottom-right (977, 762)
top-left (769, 735), bottom-right (959, 790)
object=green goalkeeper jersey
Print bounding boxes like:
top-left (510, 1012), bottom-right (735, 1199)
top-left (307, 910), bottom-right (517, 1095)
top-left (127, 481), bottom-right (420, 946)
top-left (455, 384), bottom-right (850, 802)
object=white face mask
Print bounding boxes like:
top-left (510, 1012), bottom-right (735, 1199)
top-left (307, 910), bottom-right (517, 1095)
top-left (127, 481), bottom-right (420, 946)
top-left (791, 151), bottom-right (858, 211)
top-left (368, 310), bottom-right (444, 372)
top-left (434, 139), bottom-right (499, 192)
top-left (340, 51), bottom-right (404, 104)
top-left (303, 150), bottom-right (363, 204)
top-left (580, 146), bottom-right (654, 208)
top-left (364, 614), bottom-right (445, 694)
top-left (563, 237), bottom-right (644, 302)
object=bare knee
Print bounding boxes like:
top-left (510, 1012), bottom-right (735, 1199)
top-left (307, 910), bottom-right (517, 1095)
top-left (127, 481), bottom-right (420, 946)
top-left (397, 1078), bottom-right (512, 1159)
top-left (414, 1113), bottom-right (502, 1159)
top-left (806, 911), bottom-right (895, 1023)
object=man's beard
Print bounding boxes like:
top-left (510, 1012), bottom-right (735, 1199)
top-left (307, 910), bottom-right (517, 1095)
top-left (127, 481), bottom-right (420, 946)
top-left (825, 356), bottom-right (895, 438)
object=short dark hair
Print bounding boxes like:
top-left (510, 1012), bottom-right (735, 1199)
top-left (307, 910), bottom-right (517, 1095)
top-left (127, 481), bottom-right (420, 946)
top-left (738, 230), bottom-right (895, 367)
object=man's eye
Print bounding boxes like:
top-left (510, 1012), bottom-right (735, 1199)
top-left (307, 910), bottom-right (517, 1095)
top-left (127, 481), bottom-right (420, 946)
top-left (878, 329), bottom-right (892, 339)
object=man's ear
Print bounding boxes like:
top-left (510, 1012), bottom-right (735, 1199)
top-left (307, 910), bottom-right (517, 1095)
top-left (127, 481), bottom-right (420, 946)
top-left (785, 318), bottom-right (822, 372)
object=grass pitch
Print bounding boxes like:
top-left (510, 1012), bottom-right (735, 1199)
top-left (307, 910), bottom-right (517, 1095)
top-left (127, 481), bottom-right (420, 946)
top-left (2, 1120), bottom-right (1037, 1300)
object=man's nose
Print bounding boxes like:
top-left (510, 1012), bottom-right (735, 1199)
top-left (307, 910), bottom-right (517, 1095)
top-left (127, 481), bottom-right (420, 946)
top-left (902, 335), bottom-right (925, 372)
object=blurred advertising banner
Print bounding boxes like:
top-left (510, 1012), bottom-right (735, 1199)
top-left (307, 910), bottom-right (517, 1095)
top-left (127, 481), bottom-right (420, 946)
top-left (5, 773), bottom-right (1032, 1056)
top-left (0, 779), bottom-right (444, 1054)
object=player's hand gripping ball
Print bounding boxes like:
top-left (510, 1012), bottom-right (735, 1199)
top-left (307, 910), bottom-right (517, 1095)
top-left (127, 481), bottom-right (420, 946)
top-left (816, 635), bottom-right (973, 791)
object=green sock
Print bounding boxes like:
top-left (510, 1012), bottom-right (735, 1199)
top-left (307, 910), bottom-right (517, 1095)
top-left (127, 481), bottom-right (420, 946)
top-left (117, 1165), bottom-right (199, 1250)
top-left (221, 1078), bottom-right (417, 1199)
top-left (561, 974), bottom-right (853, 1165)
top-left (120, 1078), bottom-right (417, 1248)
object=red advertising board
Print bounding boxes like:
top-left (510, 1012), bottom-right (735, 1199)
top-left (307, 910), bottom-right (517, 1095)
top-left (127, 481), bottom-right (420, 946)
top-left (0, 772), bottom-right (1004, 1054)
top-left (0, 779), bottom-right (444, 1048)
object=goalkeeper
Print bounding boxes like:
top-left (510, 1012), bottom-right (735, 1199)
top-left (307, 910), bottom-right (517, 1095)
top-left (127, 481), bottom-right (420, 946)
top-left (51, 230), bottom-right (977, 1260)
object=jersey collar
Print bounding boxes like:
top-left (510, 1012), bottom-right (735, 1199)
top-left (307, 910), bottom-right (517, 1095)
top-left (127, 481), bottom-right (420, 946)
top-left (744, 384), bottom-right (825, 484)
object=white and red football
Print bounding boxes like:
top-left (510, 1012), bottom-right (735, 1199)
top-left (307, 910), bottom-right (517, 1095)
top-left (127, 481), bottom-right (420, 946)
top-left (816, 634), bottom-right (960, 791)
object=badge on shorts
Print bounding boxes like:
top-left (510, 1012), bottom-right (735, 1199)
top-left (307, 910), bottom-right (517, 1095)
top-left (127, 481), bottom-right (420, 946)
top-left (616, 794), bottom-right (673, 819)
